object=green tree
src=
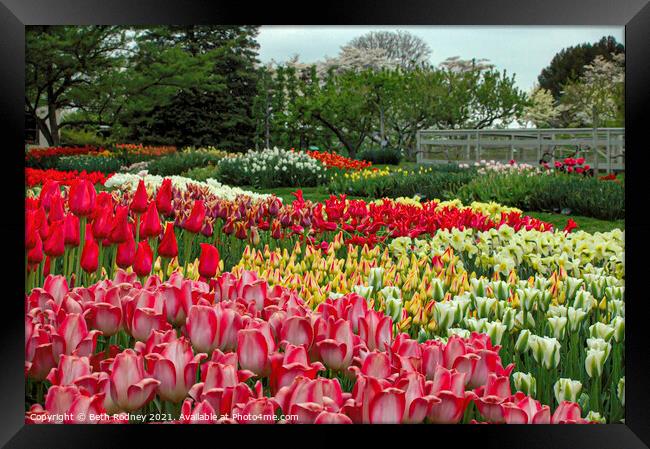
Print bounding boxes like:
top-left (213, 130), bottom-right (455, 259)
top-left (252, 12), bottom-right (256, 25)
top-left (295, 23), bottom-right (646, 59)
top-left (25, 26), bottom-right (127, 145)
top-left (123, 26), bottom-right (260, 150)
top-left (538, 36), bottom-right (624, 101)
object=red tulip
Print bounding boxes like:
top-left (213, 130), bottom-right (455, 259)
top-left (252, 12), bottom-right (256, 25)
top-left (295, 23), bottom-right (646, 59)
top-left (38, 180), bottom-right (61, 211)
top-left (130, 180), bottom-right (149, 214)
top-left (237, 328), bottom-right (270, 376)
top-left (44, 220), bottom-right (65, 258)
top-left (158, 222), bottom-right (178, 259)
top-left (140, 201), bottom-right (162, 239)
top-left (80, 237), bottom-right (99, 273)
top-left (27, 233), bottom-right (44, 265)
top-left (25, 210), bottom-right (41, 249)
top-left (155, 178), bottom-right (173, 216)
top-left (133, 241), bottom-right (153, 277)
top-left (183, 200), bottom-right (205, 234)
top-left (198, 243), bottom-right (220, 279)
top-left (110, 206), bottom-right (131, 244)
top-left (63, 214), bottom-right (80, 247)
top-left (91, 206), bottom-right (114, 240)
top-left (68, 180), bottom-right (96, 217)
top-left (49, 194), bottom-right (65, 223)
top-left (116, 232), bottom-right (136, 269)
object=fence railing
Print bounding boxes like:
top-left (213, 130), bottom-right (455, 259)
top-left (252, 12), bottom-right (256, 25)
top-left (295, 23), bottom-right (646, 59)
top-left (416, 128), bottom-right (625, 173)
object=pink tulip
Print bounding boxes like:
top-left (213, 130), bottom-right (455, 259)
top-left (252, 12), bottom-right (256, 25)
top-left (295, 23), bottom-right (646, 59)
top-left (269, 344), bottom-right (324, 394)
top-left (51, 313), bottom-right (100, 360)
top-left (186, 305), bottom-right (243, 354)
top-left (358, 309), bottom-right (392, 352)
top-left (46, 354), bottom-right (92, 386)
top-left (237, 328), bottom-right (270, 376)
top-left (26, 385), bottom-right (106, 424)
top-left (145, 337), bottom-right (206, 403)
top-left (83, 302), bottom-right (122, 337)
top-left (109, 349), bottom-right (160, 412)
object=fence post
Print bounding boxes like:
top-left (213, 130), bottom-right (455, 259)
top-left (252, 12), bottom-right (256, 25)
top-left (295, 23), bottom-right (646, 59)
top-left (592, 127), bottom-right (599, 174)
top-left (476, 130), bottom-right (481, 162)
top-left (416, 130), bottom-right (422, 164)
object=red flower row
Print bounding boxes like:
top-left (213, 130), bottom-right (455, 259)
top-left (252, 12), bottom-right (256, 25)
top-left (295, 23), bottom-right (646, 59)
top-left (26, 145), bottom-right (105, 161)
top-left (305, 150), bottom-right (372, 171)
top-left (26, 168), bottom-right (114, 187)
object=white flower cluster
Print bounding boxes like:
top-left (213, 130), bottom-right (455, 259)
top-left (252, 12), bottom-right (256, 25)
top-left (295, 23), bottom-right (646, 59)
top-left (103, 172), bottom-right (272, 202)
top-left (459, 159), bottom-right (549, 176)
top-left (226, 147), bottom-right (324, 176)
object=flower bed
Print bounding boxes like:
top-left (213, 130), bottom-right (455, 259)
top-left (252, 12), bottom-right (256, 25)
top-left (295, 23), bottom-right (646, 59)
top-left (25, 168), bottom-right (114, 187)
top-left (25, 269), bottom-right (611, 424)
top-left (23, 174), bottom-right (622, 425)
top-left (217, 148), bottom-right (327, 188)
top-left (305, 149), bottom-right (372, 171)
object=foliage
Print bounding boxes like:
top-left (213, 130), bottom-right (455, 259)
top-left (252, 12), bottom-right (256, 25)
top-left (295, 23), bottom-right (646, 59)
top-left (125, 26), bottom-right (260, 150)
top-left (328, 166), bottom-right (475, 200)
top-left (457, 172), bottom-right (624, 220)
top-left (357, 147), bottom-right (403, 165)
top-left (519, 85), bottom-right (560, 128)
top-left (55, 155), bottom-right (124, 173)
top-left (537, 36), bottom-right (624, 101)
top-left (145, 150), bottom-right (228, 176)
top-left (558, 54), bottom-right (625, 128)
top-left (181, 165), bottom-right (220, 182)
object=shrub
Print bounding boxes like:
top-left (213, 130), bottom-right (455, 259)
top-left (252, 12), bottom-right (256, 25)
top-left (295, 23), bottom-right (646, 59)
top-left (146, 150), bottom-right (228, 176)
top-left (328, 166), bottom-right (476, 200)
top-left (181, 165), bottom-right (220, 182)
top-left (55, 154), bottom-right (124, 173)
top-left (357, 147), bottom-right (403, 165)
top-left (456, 173), bottom-right (624, 220)
top-left (217, 148), bottom-right (327, 188)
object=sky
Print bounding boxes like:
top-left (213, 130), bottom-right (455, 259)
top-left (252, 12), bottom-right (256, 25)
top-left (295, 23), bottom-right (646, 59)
top-left (257, 26), bottom-right (624, 91)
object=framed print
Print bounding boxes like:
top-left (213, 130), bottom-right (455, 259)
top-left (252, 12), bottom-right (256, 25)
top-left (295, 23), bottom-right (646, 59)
top-left (2, 0), bottom-right (649, 447)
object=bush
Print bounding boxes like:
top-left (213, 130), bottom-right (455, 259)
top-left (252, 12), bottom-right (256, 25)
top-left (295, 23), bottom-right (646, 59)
top-left (456, 173), bottom-right (625, 220)
top-left (181, 165), bottom-right (220, 182)
top-left (146, 150), bottom-right (228, 176)
top-left (55, 154), bottom-right (124, 173)
top-left (357, 148), bottom-right (403, 165)
top-left (217, 148), bottom-right (327, 188)
top-left (328, 166), bottom-right (476, 200)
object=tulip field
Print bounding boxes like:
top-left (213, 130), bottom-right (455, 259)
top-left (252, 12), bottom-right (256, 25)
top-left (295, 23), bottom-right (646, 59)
top-left (24, 146), bottom-right (625, 424)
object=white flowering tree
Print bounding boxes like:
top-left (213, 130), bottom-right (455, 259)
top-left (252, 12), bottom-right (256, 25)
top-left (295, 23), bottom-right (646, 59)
top-left (519, 85), bottom-right (561, 128)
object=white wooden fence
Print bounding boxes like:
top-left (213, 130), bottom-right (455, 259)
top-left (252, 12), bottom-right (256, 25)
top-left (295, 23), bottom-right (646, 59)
top-left (416, 128), bottom-right (625, 173)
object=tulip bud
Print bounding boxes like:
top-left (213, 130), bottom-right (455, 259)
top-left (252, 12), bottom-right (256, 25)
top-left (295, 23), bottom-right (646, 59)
top-left (517, 288), bottom-right (540, 311)
top-left (567, 307), bottom-right (587, 332)
top-left (529, 335), bottom-right (561, 369)
top-left (133, 241), bottom-right (153, 277)
top-left (554, 378), bottom-right (582, 404)
top-left (434, 301), bottom-right (457, 331)
top-left (130, 180), bottom-right (149, 214)
top-left (68, 179), bottom-right (96, 217)
top-left (385, 296), bottom-right (403, 322)
top-left (44, 220), bottom-right (65, 258)
top-left (515, 329), bottom-right (531, 353)
top-left (513, 372), bottom-right (537, 397)
top-left (611, 316), bottom-right (625, 343)
top-left (618, 377), bottom-right (625, 407)
top-left (155, 178), bottom-right (173, 216)
top-left (475, 296), bottom-right (497, 319)
top-left (501, 308), bottom-right (516, 331)
top-left (548, 316), bottom-right (568, 340)
top-left (565, 277), bottom-right (583, 302)
top-left (586, 337), bottom-right (611, 360)
top-left (585, 349), bottom-right (607, 378)
top-left (80, 237), bottom-right (99, 273)
top-left (589, 322), bottom-right (615, 342)
top-left (27, 233), bottom-right (44, 265)
top-left (484, 321), bottom-right (506, 346)
top-left (158, 222), bottom-right (178, 259)
top-left (367, 267), bottom-right (384, 292)
top-left (352, 285), bottom-right (373, 299)
top-left (492, 280), bottom-right (509, 301)
top-left (140, 201), bottom-right (162, 239)
top-left (116, 232), bottom-right (136, 269)
top-left (573, 290), bottom-right (595, 312)
top-left (198, 243), bottom-right (220, 279)
top-left (183, 200), bottom-right (206, 234)
top-left (431, 278), bottom-right (445, 301)
top-left (446, 328), bottom-right (470, 339)
top-left (470, 278), bottom-right (488, 297)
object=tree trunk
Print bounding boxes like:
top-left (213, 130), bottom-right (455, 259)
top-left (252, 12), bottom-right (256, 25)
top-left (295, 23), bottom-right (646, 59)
top-left (45, 64), bottom-right (60, 146)
top-left (312, 111), bottom-right (358, 158)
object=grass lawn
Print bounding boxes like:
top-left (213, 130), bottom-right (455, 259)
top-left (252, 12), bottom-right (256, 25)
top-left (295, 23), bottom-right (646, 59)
top-left (524, 211), bottom-right (624, 233)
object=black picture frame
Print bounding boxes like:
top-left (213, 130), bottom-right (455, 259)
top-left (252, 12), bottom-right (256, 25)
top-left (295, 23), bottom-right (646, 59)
top-left (2, 0), bottom-right (649, 447)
